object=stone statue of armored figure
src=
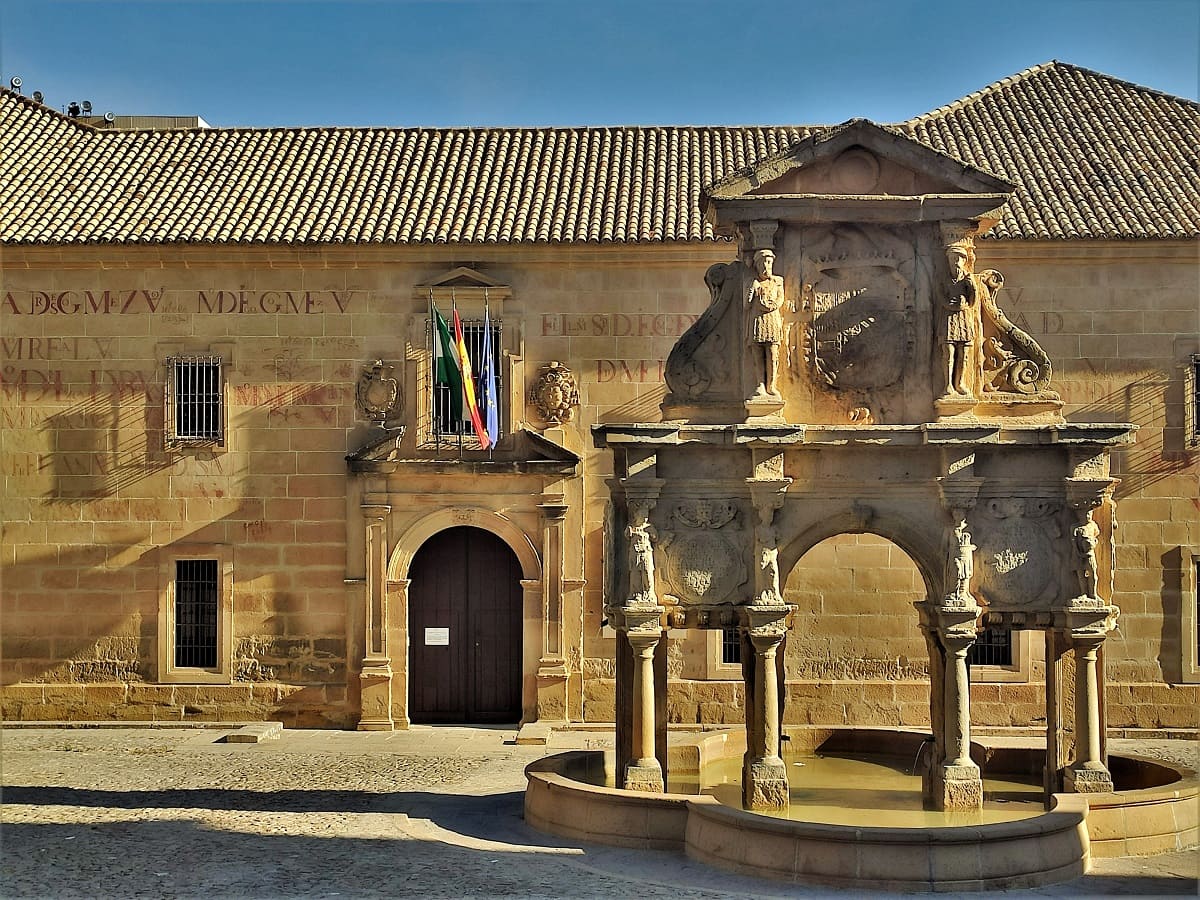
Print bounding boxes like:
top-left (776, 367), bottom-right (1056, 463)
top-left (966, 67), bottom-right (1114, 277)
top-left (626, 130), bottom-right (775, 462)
top-left (748, 249), bottom-right (785, 396)
top-left (1073, 508), bottom-right (1101, 600)
top-left (626, 504), bottom-right (658, 605)
top-left (942, 240), bottom-right (981, 397)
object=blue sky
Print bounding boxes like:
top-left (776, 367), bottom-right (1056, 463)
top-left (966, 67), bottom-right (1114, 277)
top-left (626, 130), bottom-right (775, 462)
top-left (1, 0), bottom-right (1197, 127)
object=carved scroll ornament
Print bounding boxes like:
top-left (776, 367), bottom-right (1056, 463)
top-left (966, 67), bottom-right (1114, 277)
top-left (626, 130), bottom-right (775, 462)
top-left (664, 261), bottom-right (744, 400)
top-left (978, 270), bottom-right (1054, 395)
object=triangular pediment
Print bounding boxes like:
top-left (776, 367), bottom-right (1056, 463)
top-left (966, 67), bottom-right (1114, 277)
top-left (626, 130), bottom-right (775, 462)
top-left (707, 119), bottom-right (1013, 200)
top-left (413, 266), bottom-right (512, 308)
top-left (419, 266), bottom-right (506, 289)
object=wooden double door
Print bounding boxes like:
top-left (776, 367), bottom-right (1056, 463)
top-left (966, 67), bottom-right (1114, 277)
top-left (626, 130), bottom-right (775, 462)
top-left (408, 527), bottom-right (523, 723)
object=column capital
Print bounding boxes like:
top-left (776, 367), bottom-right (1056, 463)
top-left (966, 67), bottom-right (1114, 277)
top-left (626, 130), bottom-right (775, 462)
top-left (937, 476), bottom-right (984, 513)
top-left (1064, 598), bottom-right (1119, 640)
top-left (745, 604), bottom-right (790, 643)
top-left (608, 604), bottom-right (665, 635)
top-left (621, 479), bottom-right (664, 508)
top-left (538, 493), bottom-right (569, 520)
top-left (1065, 477), bottom-right (1118, 512)
top-left (940, 630), bottom-right (977, 654)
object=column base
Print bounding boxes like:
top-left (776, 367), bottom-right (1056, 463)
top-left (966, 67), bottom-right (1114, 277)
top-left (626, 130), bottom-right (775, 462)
top-left (742, 756), bottom-right (790, 811)
top-left (1064, 765), bottom-right (1114, 794)
top-left (932, 762), bottom-right (983, 811)
top-left (623, 761), bottom-right (664, 793)
top-left (536, 659), bottom-right (569, 721)
top-left (357, 664), bottom-right (394, 732)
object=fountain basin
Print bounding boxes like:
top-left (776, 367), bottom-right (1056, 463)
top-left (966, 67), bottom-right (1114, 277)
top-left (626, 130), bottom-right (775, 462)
top-left (524, 729), bottom-right (1196, 891)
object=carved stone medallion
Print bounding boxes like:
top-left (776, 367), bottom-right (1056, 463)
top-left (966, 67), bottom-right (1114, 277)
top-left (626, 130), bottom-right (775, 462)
top-left (803, 231), bottom-right (913, 392)
top-left (660, 499), bottom-right (745, 605)
top-left (973, 499), bottom-right (1057, 608)
top-left (356, 360), bottom-right (400, 423)
top-left (530, 362), bottom-right (580, 425)
top-left (664, 532), bottom-right (742, 605)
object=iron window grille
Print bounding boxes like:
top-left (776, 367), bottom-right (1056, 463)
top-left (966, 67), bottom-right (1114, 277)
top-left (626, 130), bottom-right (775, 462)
top-left (174, 559), bottom-right (219, 668)
top-left (427, 317), bottom-right (503, 443)
top-left (1186, 354), bottom-right (1200, 448)
top-left (968, 626), bottom-right (1013, 668)
top-left (165, 355), bottom-right (224, 445)
top-left (721, 627), bottom-right (742, 665)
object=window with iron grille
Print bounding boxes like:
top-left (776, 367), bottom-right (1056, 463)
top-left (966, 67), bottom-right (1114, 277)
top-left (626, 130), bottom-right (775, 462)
top-left (174, 559), bottom-right (219, 668)
top-left (166, 356), bottom-right (223, 445)
top-left (428, 317), bottom-right (502, 442)
top-left (968, 626), bottom-right (1013, 667)
top-left (721, 628), bottom-right (742, 665)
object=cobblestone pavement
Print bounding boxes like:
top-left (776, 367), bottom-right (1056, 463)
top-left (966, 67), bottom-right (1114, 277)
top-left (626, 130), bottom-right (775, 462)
top-left (1, 727), bottom-right (1196, 898)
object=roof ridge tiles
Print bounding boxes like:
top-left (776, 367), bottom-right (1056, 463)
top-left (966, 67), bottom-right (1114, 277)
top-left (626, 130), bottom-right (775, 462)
top-left (2, 64), bottom-right (1197, 245)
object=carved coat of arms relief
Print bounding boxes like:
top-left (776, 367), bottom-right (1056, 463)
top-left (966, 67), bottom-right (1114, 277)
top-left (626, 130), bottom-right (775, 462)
top-left (658, 499), bottom-right (747, 606)
top-left (799, 227), bottom-right (916, 400)
top-left (971, 497), bottom-right (1065, 610)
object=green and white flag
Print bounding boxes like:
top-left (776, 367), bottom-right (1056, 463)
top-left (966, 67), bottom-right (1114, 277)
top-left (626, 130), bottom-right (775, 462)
top-left (432, 305), bottom-right (464, 423)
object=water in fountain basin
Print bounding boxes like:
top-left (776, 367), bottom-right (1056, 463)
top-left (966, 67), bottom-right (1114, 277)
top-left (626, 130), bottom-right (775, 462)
top-left (673, 751), bottom-right (1045, 827)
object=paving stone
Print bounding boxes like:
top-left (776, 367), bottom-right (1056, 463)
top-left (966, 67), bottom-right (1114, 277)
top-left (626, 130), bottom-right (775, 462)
top-left (1, 727), bottom-right (1194, 897)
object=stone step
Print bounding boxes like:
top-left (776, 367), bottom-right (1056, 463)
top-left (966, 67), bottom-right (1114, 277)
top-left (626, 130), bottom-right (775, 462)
top-left (224, 722), bottom-right (283, 743)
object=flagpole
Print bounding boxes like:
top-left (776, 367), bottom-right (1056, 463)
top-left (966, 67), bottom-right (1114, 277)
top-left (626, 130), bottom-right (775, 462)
top-left (453, 289), bottom-right (462, 460)
top-left (427, 289), bottom-right (436, 458)
top-left (485, 287), bottom-right (494, 461)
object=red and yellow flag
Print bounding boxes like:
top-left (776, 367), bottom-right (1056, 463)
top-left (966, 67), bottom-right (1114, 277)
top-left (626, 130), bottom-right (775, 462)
top-left (453, 308), bottom-right (491, 449)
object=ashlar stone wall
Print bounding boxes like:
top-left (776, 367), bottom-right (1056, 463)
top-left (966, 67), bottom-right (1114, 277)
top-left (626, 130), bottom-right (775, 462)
top-left (1, 239), bottom-right (1196, 731)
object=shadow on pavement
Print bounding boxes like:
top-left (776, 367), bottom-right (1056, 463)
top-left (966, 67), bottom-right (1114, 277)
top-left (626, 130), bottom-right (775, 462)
top-left (0, 818), bottom-right (622, 899)
top-left (1, 784), bottom-right (574, 847)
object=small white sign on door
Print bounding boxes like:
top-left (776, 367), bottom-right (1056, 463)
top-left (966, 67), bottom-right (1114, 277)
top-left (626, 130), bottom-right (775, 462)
top-left (424, 627), bottom-right (450, 646)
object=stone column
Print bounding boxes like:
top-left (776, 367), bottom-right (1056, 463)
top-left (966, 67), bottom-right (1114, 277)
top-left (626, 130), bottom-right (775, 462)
top-left (536, 496), bottom-right (569, 722)
top-left (358, 504), bottom-right (394, 731)
top-left (743, 609), bottom-right (790, 810)
top-left (917, 614), bottom-right (946, 795)
top-left (933, 628), bottom-right (983, 810)
top-left (1064, 633), bottom-right (1114, 793)
top-left (625, 617), bottom-right (665, 792)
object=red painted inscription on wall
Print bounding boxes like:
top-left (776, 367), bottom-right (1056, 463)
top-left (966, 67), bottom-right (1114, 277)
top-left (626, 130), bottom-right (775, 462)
top-left (592, 360), bottom-right (666, 383)
top-left (541, 314), bottom-right (698, 337)
top-left (1, 338), bottom-right (116, 360)
top-left (2, 290), bottom-right (163, 315)
top-left (196, 290), bottom-right (357, 314)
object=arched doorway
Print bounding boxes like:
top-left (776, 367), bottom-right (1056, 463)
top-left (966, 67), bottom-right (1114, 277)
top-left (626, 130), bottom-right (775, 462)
top-left (408, 526), bottom-right (523, 723)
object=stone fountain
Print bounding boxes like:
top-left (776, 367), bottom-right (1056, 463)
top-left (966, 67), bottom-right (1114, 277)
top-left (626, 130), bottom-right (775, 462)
top-left (525, 122), bottom-right (1196, 891)
top-left (594, 120), bottom-right (1134, 812)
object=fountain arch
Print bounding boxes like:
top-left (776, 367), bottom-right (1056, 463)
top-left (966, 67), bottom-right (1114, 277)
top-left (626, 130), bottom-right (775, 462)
top-left (782, 531), bottom-right (930, 687)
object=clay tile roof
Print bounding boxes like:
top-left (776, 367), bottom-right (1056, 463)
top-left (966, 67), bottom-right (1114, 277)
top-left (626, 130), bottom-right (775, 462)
top-left (902, 61), bottom-right (1200, 240)
top-left (0, 61), bottom-right (1195, 245)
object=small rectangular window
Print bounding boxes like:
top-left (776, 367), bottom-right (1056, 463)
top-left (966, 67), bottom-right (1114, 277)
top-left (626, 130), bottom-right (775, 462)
top-left (428, 317), bottom-right (502, 443)
top-left (969, 626), bottom-right (1013, 667)
top-left (166, 355), bottom-right (223, 445)
top-left (158, 546), bottom-right (232, 684)
top-left (721, 627), bottom-right (742, 665)
top-left (1186, 355), bottom-right (1200, 449)
top-left (174, 559), bottom-right (219, 668)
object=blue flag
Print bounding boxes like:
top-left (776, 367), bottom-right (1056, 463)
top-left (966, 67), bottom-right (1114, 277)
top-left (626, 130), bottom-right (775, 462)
top-left (481, 306), bottom-right (499, 446)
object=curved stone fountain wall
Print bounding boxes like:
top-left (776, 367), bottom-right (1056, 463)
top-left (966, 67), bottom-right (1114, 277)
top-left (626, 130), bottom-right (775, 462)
top-left (524, 731), bottom-right (1197, 892)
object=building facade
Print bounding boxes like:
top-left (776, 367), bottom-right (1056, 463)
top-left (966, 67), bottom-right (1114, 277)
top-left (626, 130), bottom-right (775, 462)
top-left (1, 62), bottom-right (1197, 733)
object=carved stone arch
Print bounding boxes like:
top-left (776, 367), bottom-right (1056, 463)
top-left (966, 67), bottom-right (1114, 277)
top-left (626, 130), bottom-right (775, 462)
top-left (779, 506), bottom-right (943, 601)
top-left (387, 507), bottom-right (542, 583)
